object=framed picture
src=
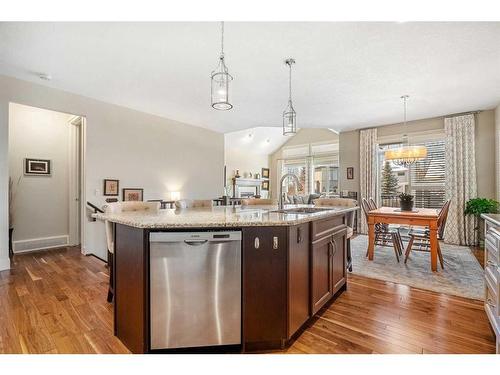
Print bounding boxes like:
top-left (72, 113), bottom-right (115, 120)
top-left (347, 167), bottom-right (354, 180)
top-left (104, 179), bottom-right (119, 196)
top-left (122, 188), bottom-right (144, 201)
top-left (262, 168), bottom-right (270, 179)
top-left (25, 158), bottom-right (51, 176)
top-left (261, 180), bottom-right (269, 191)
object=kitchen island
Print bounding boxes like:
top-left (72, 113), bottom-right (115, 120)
top-left (94, 204), bottom-right (357, 353)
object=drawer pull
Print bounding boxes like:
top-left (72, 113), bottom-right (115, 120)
top-left (486, 298), bottom-right (496, 308)
top-left (273, 236), bottom-right (279, 250)
top-left (254, 237), bottom-right (260, 249)
top-left (487, 260), bottom-right (498, 268)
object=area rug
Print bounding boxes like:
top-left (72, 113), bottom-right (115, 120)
top-left (350, 235), bottom-right (485, 300)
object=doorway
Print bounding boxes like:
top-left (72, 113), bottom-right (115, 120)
top-left (8, 103), bottom-right (86, 254)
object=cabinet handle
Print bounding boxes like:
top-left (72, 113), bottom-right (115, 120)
top-left (486, 260), bottom-right (498, 268)
top-left (486, 298), bottom-right (496, 308)
top-left (297, 227), bottom-right (302, 243)
top-left (254, 237), bottom-right (260, 249)
top-left (273, 236), bottom-right (279, 250)
top-left (331, 237), bottom-right (337, 257)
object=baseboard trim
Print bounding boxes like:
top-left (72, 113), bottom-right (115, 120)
top-left (13, 235), bottom-right (69, 254)
top-left (0, 257), bottom-right (11, 271)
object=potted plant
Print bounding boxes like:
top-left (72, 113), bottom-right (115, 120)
top-left (464, 197), bottom-right (499, 246)
top-left (399, 192), bottom-right (414, 211)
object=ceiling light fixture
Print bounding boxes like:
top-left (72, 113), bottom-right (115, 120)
top-left (211, 21), bottom-right (233, 110)
top-left (39, 73), bottom-right (52, 81)
top-left (283, 58), bottom-right (297, 136)
top-left (384, 95), bottom-right (427, 167)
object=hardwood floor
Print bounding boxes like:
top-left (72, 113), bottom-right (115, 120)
top-left (0, 246), bottom-right (495, 354)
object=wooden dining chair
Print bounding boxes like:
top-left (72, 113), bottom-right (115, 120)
top-left (361, 198), bottom-right (403, 262)
top-left (404, 200), bottom-right (451, 269)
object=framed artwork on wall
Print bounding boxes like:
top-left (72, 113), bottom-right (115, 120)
top-left (262, 168), bottom-right (270, 179)
top-left (24, 158), bottom-right (51, 176)
top-left (122, 188), bottom-right (144, 201)
top-left (104, 179), bottom-right (119, 196)
top-left (262, 180), bottom-right (269, 191)
top-left (347, 167), bottom-right (354, 180)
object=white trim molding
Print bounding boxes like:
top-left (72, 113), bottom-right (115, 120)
top-left (13, 235), bottom-right (69, 253)
top-left (0, 257), bottom-right (10, 271)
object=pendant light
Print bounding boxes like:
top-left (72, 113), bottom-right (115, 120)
top-left (211, 21), bottom-right (233, 110)
top-left (283, 58), bottom-right (297, 135)
top-left (384, 95), bottom-right (427, 167)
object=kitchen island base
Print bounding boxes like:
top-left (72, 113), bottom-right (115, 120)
top-left (111, 212), bottom-right (349, 353)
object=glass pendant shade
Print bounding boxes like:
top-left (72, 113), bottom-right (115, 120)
top-left (283, 100), bottom-right (296, 135)
top-left (211, 56), bottom-right (233, 110)
top-left (283, 58), bottom-right (297, 136)
top-left (211, 21), bottom-right (233, 111)
top-left (384, 95), bottom-right (427, 166)
top-left (384, 145), bottom-right (428, 167)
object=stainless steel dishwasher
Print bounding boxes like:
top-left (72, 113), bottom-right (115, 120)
top-left (149, 231), bottom-right (241, 350)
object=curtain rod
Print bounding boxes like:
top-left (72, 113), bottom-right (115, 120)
top-left (356, 110), bottom-right (483, 132)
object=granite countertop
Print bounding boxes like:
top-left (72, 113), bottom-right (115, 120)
top-left (481, 213), bottom-right (500, 226)
top-left (92, 204), bottom-right (358, 229)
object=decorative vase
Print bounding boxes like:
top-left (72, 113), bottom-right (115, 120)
top-left (399, 199), bottom-right (414, 211)
top-left (8, 227), bottom-right (14, 258)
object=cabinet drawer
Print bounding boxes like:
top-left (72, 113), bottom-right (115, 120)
top-left (486, 282), bottom-right (499, 319)
top-left (311, 215), bottom-right (344, 241)
top-left (485, 237), bottom-right (499, 265)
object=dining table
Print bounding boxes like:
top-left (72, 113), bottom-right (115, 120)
top-left (367, 206), bottom-right (440, 271)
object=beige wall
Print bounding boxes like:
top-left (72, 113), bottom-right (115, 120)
top-left (338, 110), bottom-right (497, 201)
top-left (269, 128), bottom-right (339, 199)
top-left (0, 75), bottom-right (224, 268)
top-left (9, 104), bottom-right (73, 248)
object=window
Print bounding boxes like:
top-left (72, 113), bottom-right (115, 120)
top-left (378, 137), bottom-right (446, 209)
top-left (279, 141), bottom-right (339, 197)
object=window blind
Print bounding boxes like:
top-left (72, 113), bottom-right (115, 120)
top-left (409, 139), bottom-right (446, 209)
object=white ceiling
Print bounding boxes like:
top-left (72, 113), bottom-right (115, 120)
top-left (224, 127), bottom-right (291, 156)
top-left (1, 22), bottom-right (500, 133)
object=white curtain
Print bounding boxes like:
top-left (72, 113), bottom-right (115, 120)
top-left (359, 128), bottom-right (378, 234)
top-left (444, 114), bottom-right (477, 246)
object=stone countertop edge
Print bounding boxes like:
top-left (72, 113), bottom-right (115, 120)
top-left (92, 206), bottom-right (359, 229)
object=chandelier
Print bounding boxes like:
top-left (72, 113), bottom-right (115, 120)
top-left (283, 58), bottom-right (297, 135)
top-left (211, 22), bottom-right (233, 110)
top-left (384, 95), bottom-right (427, 167)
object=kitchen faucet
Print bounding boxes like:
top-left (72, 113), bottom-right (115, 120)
top-left (279, 173), bottom-right (301, 209)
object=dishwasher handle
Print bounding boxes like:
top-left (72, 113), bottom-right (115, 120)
top-left (184, 240), bottom-right (208, 246)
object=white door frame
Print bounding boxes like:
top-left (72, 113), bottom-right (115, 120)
top-left (68, 115), bottom-right (86, 250)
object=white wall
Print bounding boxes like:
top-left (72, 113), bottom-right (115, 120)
top-left (0, 75), bottom-right (224, 267)
top-left (9, 103), bottom-right (73, 249)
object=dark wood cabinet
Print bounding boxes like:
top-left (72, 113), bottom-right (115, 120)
top-left (243, 218), bottom-right (347, 351)
top-left (311, 218), bottom-right (347, 315)
top-left (287, 223), bottom-right (310, 339)
top-left (242, 226), bottom-right (288, 351)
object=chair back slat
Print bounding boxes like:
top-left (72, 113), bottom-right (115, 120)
top-left (361, 198), bottom-right (372, 222)
top-left (437, 200), bottom-right (451, 239)
top-left (368, 197), bottom-right (378, 210)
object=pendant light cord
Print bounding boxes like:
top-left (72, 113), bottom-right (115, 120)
top-left (288, 61), bottom-right (292, 102)
top-left (220, 21), bottom-right (224, 57)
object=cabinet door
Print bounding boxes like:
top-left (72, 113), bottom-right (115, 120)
top-left (311, 235), bottom-right (333, 315)
top-left (331, 229), bottom-right (347, 294)
top-left (288, 223), bottom-right (310, 339)
top-left (243, 226), bottom-right (287, 350)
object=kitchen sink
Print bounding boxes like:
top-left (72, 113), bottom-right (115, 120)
top-left (271, 207), bottom-right (332, 215)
